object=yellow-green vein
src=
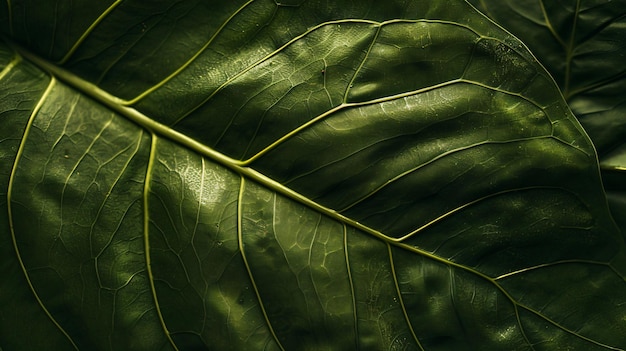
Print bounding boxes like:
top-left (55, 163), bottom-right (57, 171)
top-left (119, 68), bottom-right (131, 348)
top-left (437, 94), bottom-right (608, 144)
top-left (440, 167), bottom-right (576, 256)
top-left (393, 240), bottom-right (625, 351)
top-left (242, 79), bottom-right (465, 165)
top-left (387, 243), bottom-right (424, 351)
top-left (237, 176), bottom-right (286, 351)
top-left (0, 51), bottom-right (20, 81)
top-left (58, 0), bottom-right (124, 64)
top-left (243, 76), bottom-right (555, 166)
top-left (13, 43), bottom-right (593, 252)
top-left (398, 186), bottom-right (573, 241)
top-left (171, 18), bottom-right (380, 125)
top-left (143, 134), bottom-right (180, 351)
top-left (338, 137), bottom-right (557, 213)
top-left (539, 0), bottom-right (567, 49)
top-left (494, 259), bottom-right (614, 281)
top-left (563, 0), bottom-right (581, 98)
top-left (9, 46), bottom-right (410, 244)
top-left (92, 130), bottom-right (144, 289)
top-left (124, 0), bottom-right (257, 105)
top-left (343, 224), bottom-right (359, 350)
top-left (343, 23), bottom-right (381, 103)
top-left (7, 77), bottom-right (79, 350)
top-left (59, 114), bottom-right (114, 240)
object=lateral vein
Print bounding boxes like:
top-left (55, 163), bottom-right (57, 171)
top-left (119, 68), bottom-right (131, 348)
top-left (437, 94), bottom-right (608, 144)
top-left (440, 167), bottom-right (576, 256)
top-left (7, 77), bottom-right (80, 350)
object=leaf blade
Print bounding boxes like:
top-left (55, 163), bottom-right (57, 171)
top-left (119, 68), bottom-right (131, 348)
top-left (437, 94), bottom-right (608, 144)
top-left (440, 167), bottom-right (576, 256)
top-left (1, 1), bottom-right (625, 350)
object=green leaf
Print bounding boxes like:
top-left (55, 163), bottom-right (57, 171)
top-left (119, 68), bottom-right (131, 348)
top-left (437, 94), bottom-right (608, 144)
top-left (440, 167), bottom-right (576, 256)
top-left (467, 0), bottom-right (626, 237)
top-left (1, 1), bottom-right (625, 350)
top-left (468, 0), bottom-right (626, 155)
top-left (0, 43), bottom-right (77, 351)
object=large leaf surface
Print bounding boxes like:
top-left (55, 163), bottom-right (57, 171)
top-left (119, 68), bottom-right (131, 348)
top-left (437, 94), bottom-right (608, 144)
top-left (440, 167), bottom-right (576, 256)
top-left (467, 0), bottom-right (626, 233)
top-left (1, 1), bottom-right (625, 350)
top-left (468, 0), bottom-right (626, 154)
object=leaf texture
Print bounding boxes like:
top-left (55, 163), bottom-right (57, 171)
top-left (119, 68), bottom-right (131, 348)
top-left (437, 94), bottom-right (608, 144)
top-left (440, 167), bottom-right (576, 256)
top-left (467, 0), bottom-right (626, 262)
top-left (1, 1), bottom-right (625, 350)
top-left (468, 0), bottom-right (626, 155)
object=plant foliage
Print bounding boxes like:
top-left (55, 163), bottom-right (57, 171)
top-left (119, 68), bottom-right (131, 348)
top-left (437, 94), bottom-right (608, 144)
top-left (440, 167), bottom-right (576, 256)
top-left (0, 1), bottom-right (625, 350)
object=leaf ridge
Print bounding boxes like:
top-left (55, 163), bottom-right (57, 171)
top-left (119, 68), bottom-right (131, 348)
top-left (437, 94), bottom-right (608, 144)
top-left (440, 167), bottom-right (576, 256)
top-left (237, 177), bottom-right (286, 351)
top-left (516, 304), bottom-right (624, 350)
top-left (88, 130), bottom-right (144, 256)
top-left (563, 0), bottom-right (581, 96)
top-left (59, 112), bottom-right (115, 243)
top-left (58, 0), bottom-right (124, 65)
top-left (343, 22), bottom-right (381, 103)
top-left (192, 157), bottom-right (210, 334)
top-left (573, 11), bottom-right (626, 49)
top-left (170, 18), bottom-right (380, 126)
top-left (244, 79), bottom-right (466, 165)
top-left (567, 68), bottom-right (626, 99)
top-left (306, 214), bottom-right (327, 318)
top-left (13, 43), bottom-right (596, 256)
top-left (19, 53), bottom-right (400, 244)
top-left (123, 0), bottom-right (257, 106)
top-left (245, 76), bottom-right (556, 166)
top-left (387, 244), bottom-right (424, 350)
top-left (0, 50), bottom-right (19, 80)
top-left (538, 0), bottom-right (567, 49)
top-left (512, 291), bottom-right (535, 350)
top-left (399, 186), bottom-right (575, 241)
top-left (143, 134), bottom-right (180, 351)
top-left (394, 241), bottom-right (625, 350)
top-left (151, 190), bottom-right (194, 285)
top-left (343, 224), bottom-right (360, 350)
top-left (6, 77), bottom-right (80, 350)
top-left (494, 259), bottom-right (613, 281)
top-left (390, 243), bottom-right (533, 351)
top-left (338, 137), bottom-right (554, 213)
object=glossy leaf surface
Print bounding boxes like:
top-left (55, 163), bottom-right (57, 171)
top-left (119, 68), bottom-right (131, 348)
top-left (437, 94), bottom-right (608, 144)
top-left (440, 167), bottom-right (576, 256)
top-left (469, 0), bottom-right (626, 156)
top-left (467, 0), bottom-right (626, 233)
top-left (1, 1), bottom-right (625, 350)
